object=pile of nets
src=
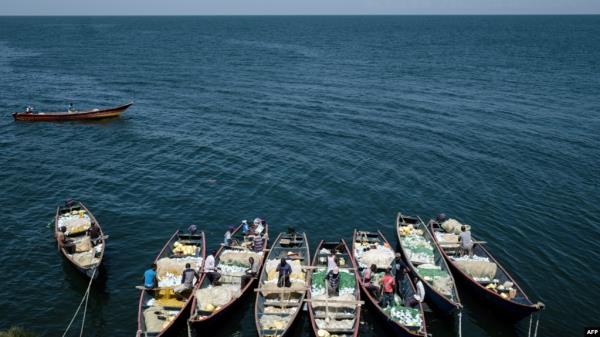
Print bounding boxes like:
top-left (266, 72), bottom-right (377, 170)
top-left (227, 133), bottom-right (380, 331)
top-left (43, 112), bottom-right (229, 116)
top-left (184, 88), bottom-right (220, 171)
top-left (74, 236), bottom-right (92, 253)
top-left (315, 318), bottom-right (354, 331)
top-left (311, 270), bottom-right (355, 296)
top-left (172, 241), bottom-right (198, 255)
top-left (311, 293), bottom-right (356, 309)
top-left (71, 250), bottom-right (98, 267)
top-left (58, 212), bottom-right (91, 235)
top-left (264, 259), bottom-right (305, 288)
top-left (259, 314), bottom-right (289, 331)
top-left (156, 256), bottom-right (203, 287)
top-left (401, 234), bottom-right (434, 265)
top-left (441, 218), bottom-right (471, 234)
top-left (452, 256), bottom-right (497, 281)
top-left (383, 304), bottom-right (422, 327)
top-left (194, 284), bottom-right (241, 312)
top-left (354, 243), bottom-right (394, 269)
top-left (143, 307), bottom-right (178, 332)
top-left (220, 250), bottom-right (263, 267)
top-left (416, 264), bottom-right (452, 295)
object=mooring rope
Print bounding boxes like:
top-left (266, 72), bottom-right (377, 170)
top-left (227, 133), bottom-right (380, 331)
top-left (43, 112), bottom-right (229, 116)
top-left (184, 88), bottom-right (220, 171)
top-left (458, 309), bottom-right (463, 337)
top-left (527, 314), bottom-right (533, 337)
top-left (61, 268), bottom-right (96, 337)
top-left (533, 310), bottom-right (542, 337)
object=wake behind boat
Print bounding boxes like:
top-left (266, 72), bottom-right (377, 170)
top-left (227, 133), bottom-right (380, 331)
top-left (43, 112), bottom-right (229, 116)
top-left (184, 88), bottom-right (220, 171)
top-left (12, 102), bottom-right (132, 121)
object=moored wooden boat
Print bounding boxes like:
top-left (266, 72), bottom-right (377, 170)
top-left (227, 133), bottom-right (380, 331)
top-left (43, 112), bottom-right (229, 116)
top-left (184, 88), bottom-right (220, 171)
top-left (188, 220), bottom-right (269, 329)
top-left (307, 240), bottom-right (361, 337)
top-left (136, 230), bottom-right (205, 337)
top-left (351, 230), bottom-right (427, 337)
top-left (55, 200), bottom-right (105, 279)
top-left (12, 102), bottom-right (132, 121)
top-left (255, 231), bottom-right (309, 337)
top-left (428, 216), bottom-right (544, 320)
top-left (396, 212), bottom-right (461, 315)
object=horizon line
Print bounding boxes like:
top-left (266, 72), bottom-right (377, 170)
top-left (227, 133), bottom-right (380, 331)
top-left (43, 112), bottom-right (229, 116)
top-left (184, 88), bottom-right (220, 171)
top-left (1, 13), bottom-right (600, 17)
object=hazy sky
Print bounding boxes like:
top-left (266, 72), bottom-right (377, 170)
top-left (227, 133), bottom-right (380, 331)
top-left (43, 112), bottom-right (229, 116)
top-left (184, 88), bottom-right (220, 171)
top-left (1, 0), bottom-right (599, 15)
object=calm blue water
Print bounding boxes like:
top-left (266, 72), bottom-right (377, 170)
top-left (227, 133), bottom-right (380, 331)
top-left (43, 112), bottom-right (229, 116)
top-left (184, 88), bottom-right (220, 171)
top-left (0, 15), bottom-right (599, 337)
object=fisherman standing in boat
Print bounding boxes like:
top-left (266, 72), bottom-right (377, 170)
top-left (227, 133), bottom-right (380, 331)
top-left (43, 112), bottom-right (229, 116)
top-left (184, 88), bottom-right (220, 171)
top-left (224, 226), bottom-right (233, 246)
top-left (363, 264), bottom-right (380, 297)
top-left (25, 106), bottom-right (33, 113)
top-left (407, 276), bottom-right (426, 307)
top-left (241, 220), bottom-right (249, 234)
top-left (56, 226), bottom-right (75, 253)
top-left (276, 257), bottom-right (292, 288)
top-left (204, 250), bottom-right (221, 285)
top-left (325, 266), bottom-right (341, 296)
top-left (68, 103), bottom-right (75, 112)
top-left (380, 268), bottom-right (396, 308)
top-left (391, 252), bottom-right (408, 296)
top-left (459, 225), bottom-right (474, 258)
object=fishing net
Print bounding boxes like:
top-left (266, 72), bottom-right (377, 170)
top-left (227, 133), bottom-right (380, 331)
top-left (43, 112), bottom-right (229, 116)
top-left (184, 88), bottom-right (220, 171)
top-left (315, 318), bottom-right (355, 331)
top-left (74, 237), bottom-right (92, 253)
top-left (143, 306), bottom-right (177, 332)
top-left (220, 250), bottom-right (263, 267)
top-left (441, 219), bottom-right (471, 234)
top-left (194, 284), bottom-right (241, 312)
top-left (71, 250), bottom-right (97, 267)
top-left (383, 304), bottom-right (422, 327)
top-left (311, 293), bottom-right (356, 309)
top-left (259, 314), bottom-right (290, 331)
top-left (311, 270), bottom-right (355, 296)
top-left (454, 259), bottom-right (497, 280)
top-left (354, 244), bottom-right (395, 268)
top-left (156, 256), bottom-right (203, 278)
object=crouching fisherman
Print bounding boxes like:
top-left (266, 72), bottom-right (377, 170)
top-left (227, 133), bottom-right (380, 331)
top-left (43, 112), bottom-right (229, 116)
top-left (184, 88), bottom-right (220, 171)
top-left (143, 263), bottom-right (157, 291)
top-left (174, 263), bottom-right (199, 296)
top-left (241, 256), bottom-right (259, 289)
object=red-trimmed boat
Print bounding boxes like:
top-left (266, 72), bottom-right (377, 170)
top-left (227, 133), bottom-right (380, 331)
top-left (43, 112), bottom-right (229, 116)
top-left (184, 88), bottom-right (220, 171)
top-left (13, 102), bottom-right (132, 121)
top-left (188, 220), bottom-right (269, 330)
top-left (136, 229), bottom-right (205, 337)
top-left (396, 212), bottom-right (461, 315)
top-left (55, 200), bottom-right (105, 279)
top-left (428, 216), bottom-right (544, 320)
top-left (351, 230), bottom-right (427, 337)
top-left (307, 240), bottom-right (361, 337)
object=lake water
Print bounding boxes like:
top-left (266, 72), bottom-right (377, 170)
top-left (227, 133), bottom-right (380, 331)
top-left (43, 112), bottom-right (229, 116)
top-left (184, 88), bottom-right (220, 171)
top-left (0, 15), bottom-right (599, 337)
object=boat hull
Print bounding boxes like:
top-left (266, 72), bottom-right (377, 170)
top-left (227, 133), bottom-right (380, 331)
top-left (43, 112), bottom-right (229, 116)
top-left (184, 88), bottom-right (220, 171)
top-left (13, 102), bottom-right (132, 121)
top-left (445, 258), bottom-right (538, 320)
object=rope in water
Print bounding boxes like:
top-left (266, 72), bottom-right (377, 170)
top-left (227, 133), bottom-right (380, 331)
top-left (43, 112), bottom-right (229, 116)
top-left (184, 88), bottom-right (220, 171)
top-left (61, 267), bottom-right (96, 337)
top-left (458, 309), bottom-right (463, 337)
top-left (527, 315), bottom-right (533, 337)
top-left (533, 310), bottom-right (543, 337)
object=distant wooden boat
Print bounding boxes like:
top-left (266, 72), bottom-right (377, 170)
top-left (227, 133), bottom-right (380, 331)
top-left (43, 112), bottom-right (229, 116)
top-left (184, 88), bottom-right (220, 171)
top-left (351, 230), bottom-right (427, 337)
top-left (428, 217), bottom-right (544, 320)
top-left (136, 230), bottom-right (205, 337)
top-left (12, 102), bottom-right (132, 121)
top-left (255, 232), bottom-right (309, 337)
top-left (55, 200), bottom-right (105, 279)
top-left (307, 240), bottom-right (361, 337)
top-left (188, 221), bottom-right (269, 329)
top-left (396, 212), bottom-right (461, 315)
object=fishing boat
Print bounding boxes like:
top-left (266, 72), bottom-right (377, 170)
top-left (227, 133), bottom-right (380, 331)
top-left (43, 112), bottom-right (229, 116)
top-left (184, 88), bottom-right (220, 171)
top-left (55, 200), bottom-right (105, 279)
top-left (428, 216), bottom-right (544, 320)
top-left (351, 230), bottom-right (427, 337)
top-left (396, 212), bottom-right (461, 315)
top-left (188, 220), bottom-right (269, 329)
top-left (307, 240), bottom-right (361, 337)
top-left (136, 230), bottom-right (205, 337)
top-left (255, 231), bottom-right (309, 337)
top-left (12, 102), bottom-right (132, 121)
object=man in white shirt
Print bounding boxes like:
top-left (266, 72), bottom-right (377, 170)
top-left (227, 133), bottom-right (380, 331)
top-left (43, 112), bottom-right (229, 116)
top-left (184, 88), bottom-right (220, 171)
top-left (408, 276), bottom-right (426, 307)
top-left (204, 250), bottom-right (221, 285)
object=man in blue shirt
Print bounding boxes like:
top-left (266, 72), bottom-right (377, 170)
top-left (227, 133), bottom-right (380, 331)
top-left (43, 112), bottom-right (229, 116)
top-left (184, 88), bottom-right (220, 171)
top-left (241, 220), bottom-right (249, 234)
top-left (144, 263), bottom-right (157, 289)
top-left (276, 258), bottom-right (292, 288)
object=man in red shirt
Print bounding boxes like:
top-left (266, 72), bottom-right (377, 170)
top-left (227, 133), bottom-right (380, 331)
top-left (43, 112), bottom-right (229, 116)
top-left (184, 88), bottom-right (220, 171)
top-left (380, 268), bottom-right (396, 308)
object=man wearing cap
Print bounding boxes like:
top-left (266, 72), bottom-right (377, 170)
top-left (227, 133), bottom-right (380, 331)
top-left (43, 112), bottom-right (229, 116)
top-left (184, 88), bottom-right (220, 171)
top-left (391, 253), bottom-right (408, 297)
top-left (325, 266), bottom-right (341, 296)
top-left (428, 213), bottom-right (447, 227)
